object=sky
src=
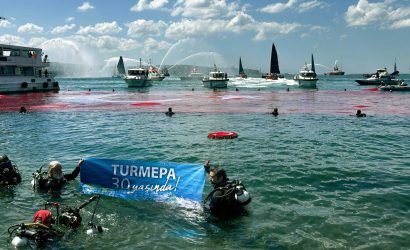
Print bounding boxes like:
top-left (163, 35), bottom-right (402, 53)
top-left (1, 0), bottom-right (410, 75)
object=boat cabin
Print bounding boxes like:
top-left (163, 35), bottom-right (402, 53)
top-left (0, 44), bottom-right (49, 78)
top-left (127, 68), bottom-right (148, 77)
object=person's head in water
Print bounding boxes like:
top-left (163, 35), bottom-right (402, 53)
top-left (165, 107), bottom-right (175, 116)
top-left (48, 161), bottom-right (63, 180)
top-left (0, 154), bottom-right (10, 164)
top-left (356, 109), bottom-right (366, 117)
top-left (19, 106), bottom-right (27, 113)
top-left (271, 108), bottom-right (278, 116)
top-left (209, 167), bottom-right (228, 188)
top-left (32, 210), bottom-right (53, 227)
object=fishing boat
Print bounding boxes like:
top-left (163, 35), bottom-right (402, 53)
top-left (355, 68), bottom-right (400, 85)
top-left (239, 57), bottom-right (247, 79)
top-left (262, 42), bottom-right (283, 80)
top-left (179, 67), bottom-right (203, 81)
top-left (123, 58), bottom-right (151, 87)
top-left (112, 56), bottom-right (126, 78)
top-left (294, 54), bottom-right (318, 88)
top-left (324, 60), bottom-right (345, 75)
top-left (0, 43), bottom-right (60, 93)
top-left (379, 81), bottom-right (410, 91)
top-left (202, 64), bottom-right (229, 88)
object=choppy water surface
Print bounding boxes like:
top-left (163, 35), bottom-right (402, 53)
top-left (1, 76), bottom-right (409, 249)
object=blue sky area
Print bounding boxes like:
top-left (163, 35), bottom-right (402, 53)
top-left (1, 0), bottom-right (410, 75)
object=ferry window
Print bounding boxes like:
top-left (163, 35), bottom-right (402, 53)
top-left (0, 67), bottom-right (3, 75)
top-left (15, 67), bottom-right (22, 76)
top-left (22, 67), bottom-right (34, 76)
top-left (12, 49), bottom-right (20, 56)
top-left (1, 50), bottom-right (11, 56)
top-left (2, 66), bottom-right (13, 75)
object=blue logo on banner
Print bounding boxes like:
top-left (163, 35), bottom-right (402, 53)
top-left (80, 158), bottom-right (205, 203)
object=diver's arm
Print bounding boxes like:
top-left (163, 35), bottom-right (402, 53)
top-left (204, 160), bottom-right (211, 174)
top-left (64, 160), bottom-right (83, 181)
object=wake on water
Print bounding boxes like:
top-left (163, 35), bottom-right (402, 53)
top-left (229, 77), bottom-right (297, 88)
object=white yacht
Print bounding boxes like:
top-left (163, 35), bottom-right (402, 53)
top-left (294, 54), bottom-right (318, 88)
top-left (0, 44), bottom-right (59, 93)
top-left (123, 59), bottom-right (151, 87)
top-left (202, 64), bottom-right (229, 88)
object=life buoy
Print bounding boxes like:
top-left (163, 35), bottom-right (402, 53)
top-left (208, 131), bottom-right (238, 139)
top-left (43, 82), bottom-right (48, 88)
top-left (21, 82), bottom-right (28, 88)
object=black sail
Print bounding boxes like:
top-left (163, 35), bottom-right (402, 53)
top-left (270, 43), bottom-right (280, 74)
top-left (239, 57), bottom-right (244, 74)
top-left (117, 56), bottom-right (126, 75)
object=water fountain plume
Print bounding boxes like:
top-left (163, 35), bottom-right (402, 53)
top-left (168, 52), bottom-right (223, 70)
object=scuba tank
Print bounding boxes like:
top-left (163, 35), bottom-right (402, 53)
top-left (231, 180), bottom-right (251, 205)
top-left (8, 195), bottom-right (103, 247)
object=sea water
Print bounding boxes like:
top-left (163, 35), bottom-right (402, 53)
top-left (1, 75), bottom-right (409, 249)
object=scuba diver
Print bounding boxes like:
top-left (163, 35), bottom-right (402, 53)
top-left (0, 154), bottom-right (22, 186)
top-left (356, 109), bottom-right (367, 117)
top-left (9, 195), bottom-right (103, 248)
top-left (32, 159), bottom-right (83, 192)
top-left (203, 161), bottom-right (251, 218)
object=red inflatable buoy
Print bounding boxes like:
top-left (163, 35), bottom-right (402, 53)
top-left (208, 131), bottom-right (238, 139)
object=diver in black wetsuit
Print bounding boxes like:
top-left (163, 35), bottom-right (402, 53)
top-left (204, 161), bottom-right (251, 218)
top-left (165, 107), bottom-right (175, 117)
top-left (356, 109), bottom-right (366, 117)
top-left (32, 160), bottom-right (83, 192)
top-left (0, 155), bottom-right (22, 186)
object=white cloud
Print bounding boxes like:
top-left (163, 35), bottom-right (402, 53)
top-left (0, 19), bottom-right (11, 28)
top-left (126, 19), bottom-right (167, 37)
top-left (77, 21), bottom-right (122, 34)
top-left (78, 2), bottom-right (94, 12)
top-left (171, 0), bottom-right (238, 18)
top-left (72, 34), bottom-right (140, 52)
top-left (309, 25), bottom-right (329, 33)
top-left (66, 17), bottom-right (75, 22)
top-left (17, 23), bottom-right (44, 34)
top-left (345, 0), bottom-right (410, 29)
top-left (227, 12), bottom-right (255, 32)
top-left (0, 34), bottom-right (25, 45)
top-left (390, 18), bottom-right (410, 29)
top-left (131, 0), bottom-right (169, 12)
top-left (51, 24), bottom-right (76, 34)
top-left (165, 19), bottom-right (228, 40)
top-left (142, 37), bottom-right (171, 54)
top-left (260, 0), bottom-right (296, 14)
top-left (253, 22), bottom-right (300, 41)
top-left (298, 0), bottom-right (325, 13)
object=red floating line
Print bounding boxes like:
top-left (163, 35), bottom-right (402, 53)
top-left (354, 105), bottom-right (370, 109)
top-left (131, 102), bottom-right (161, 106)
top-left (208, 131), bottom-right (238, 139)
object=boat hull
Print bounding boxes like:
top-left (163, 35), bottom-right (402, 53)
top-left (297, 79), bottom-right (317, 88)
top-left (379, 85), bottom-right (410, 91)
top-left (355, 79), bottom-right (399, 85)
top-left (202, 79), bottom-right (229, 88)
top-left (124, 77), bottom-right (152, 87)
top-left (325, 71), bottom-right (345, 76)
top-left (0, 76), bottom-right (59, 93)
top-left (149, 76), bottom-right (165, 81)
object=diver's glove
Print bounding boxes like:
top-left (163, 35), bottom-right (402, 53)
top-left (204, 160), bottom-right (210, 173)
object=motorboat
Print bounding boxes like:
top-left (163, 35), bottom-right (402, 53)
top-left (324, 60), bottom-right (345, 75)
top-left (202, 64), bottom-right (229, 88)
top-left (355, 68), bottom-right (400, 85)
top-left (379, 81), bottom-right (410, 91)
top-left (123, 58), bottom-right (151, 87)
top-left (179, 67), bottom-right (203, 81)
top-left (0, 43), bottom-right (60, 93)
top-left (294, 54), bottom-right (318, 88)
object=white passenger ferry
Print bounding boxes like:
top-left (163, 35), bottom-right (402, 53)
top-left (0, 44), bottom-right (59, 93)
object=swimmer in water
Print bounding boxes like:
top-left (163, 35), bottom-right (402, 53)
top-left (356, 110), bottom-right (366, 117)
top-left (165, 107), bottom-right (175, 117)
